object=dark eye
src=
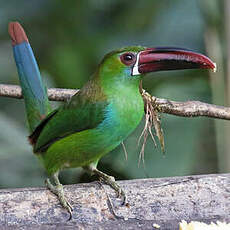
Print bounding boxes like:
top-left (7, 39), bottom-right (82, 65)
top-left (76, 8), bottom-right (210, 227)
top-left (120, 52), bottom-right (136, 66)
top-left (124, 54), bottom-right (133, 61)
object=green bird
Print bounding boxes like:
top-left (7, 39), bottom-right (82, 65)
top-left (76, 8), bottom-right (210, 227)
top-left (9, 22), bottom-right (215, 219)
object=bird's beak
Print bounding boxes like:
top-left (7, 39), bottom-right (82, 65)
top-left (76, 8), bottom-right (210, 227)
top-left (132, 47), bottom-right (216, 75)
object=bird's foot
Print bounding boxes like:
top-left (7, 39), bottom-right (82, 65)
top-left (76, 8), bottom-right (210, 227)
top-left (45, 174), bottom-right (73, 220)
top-left (99, 173), bottom-right (127, 205)
top-left (84, 166), bottom-right (127, 205)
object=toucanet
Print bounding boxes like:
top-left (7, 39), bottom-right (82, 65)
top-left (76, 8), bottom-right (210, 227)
top-left (8, 22), bottom-right (216, 219)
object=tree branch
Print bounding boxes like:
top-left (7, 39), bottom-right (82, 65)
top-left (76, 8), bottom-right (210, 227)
top-left (0, 174), bottom-right (229, 228)
top-left (0, 84), bottom-right (78, 101)
top-left (1, 84), bottom-right (230, 120)
top-left (154, 97), bottom-right (230, 120)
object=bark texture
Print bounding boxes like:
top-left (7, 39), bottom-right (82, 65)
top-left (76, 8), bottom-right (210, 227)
top-left (0, 173), bottom-right (229, 229)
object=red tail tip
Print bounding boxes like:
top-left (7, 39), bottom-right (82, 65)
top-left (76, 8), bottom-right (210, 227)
top-left (8, 22), bottom-right (29, 46)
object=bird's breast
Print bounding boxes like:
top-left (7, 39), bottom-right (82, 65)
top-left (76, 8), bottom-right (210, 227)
top-left (96, 92), bottom-right (144, 143)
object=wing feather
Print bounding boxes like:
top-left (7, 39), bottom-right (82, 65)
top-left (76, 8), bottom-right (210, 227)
top-left (30, 92), bottom-right (108, 153)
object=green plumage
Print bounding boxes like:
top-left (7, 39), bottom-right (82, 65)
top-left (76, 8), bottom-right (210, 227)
top-left (10, 22), bottom-right (215, 217)
top-left (29, 46), bottom-right (145, 175)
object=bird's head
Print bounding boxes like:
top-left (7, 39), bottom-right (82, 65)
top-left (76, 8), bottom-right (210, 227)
top-left (98, 46), bottom-right (216, 84)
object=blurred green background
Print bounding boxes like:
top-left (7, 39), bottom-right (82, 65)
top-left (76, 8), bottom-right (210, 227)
top-left (0, 0), bottom-right (229, 188)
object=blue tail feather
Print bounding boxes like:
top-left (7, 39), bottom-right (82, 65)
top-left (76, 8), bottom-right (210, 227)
top-left (13, 41), bottom-right (51, 132)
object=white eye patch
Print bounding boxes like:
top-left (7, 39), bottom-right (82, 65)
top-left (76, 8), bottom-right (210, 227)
top-left (132, 52), bottom-right (141, 76)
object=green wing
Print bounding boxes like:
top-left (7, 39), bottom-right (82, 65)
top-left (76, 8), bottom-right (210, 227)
top-left (29, 92), bottom-right (108, 153)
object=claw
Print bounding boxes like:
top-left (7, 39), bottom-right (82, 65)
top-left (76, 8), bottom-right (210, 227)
top-left (66, 205), bottom-right (73, 221)
top-left (117, 188), bottom-right (122, 198)
top-left (45, 174), bottom-right (73, 221)
top-left (66, 201), bottom-right (73, 212)
top-left (85, 166), bottom-right (129, 207)
top-left (118, 188), bottom-right (128, 206)
top-left (121, 193), bottom-right (128, 206)
top-left (62, 198), bottom-right (73, 220)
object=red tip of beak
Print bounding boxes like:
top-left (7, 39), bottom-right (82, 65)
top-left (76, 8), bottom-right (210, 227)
top-left (8, 22), bottom-right (29, 46)
top-left (137, 47), bottom-right (216, 74)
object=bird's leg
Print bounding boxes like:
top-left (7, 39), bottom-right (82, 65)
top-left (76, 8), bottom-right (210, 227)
top-left (84, 165), bottom-right (127, 205)
top-left (45, 172), bottom-right (73, 220)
